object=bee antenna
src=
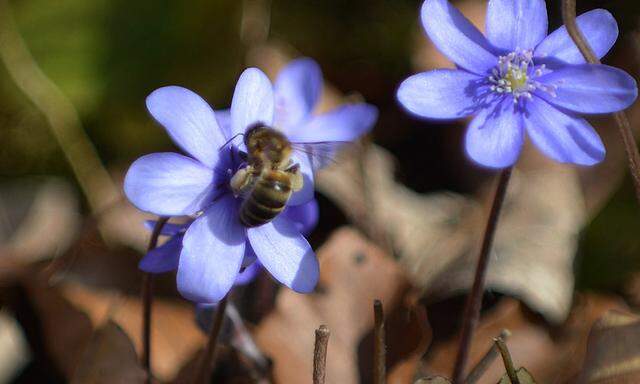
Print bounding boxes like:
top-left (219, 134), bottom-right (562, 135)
top-left (219, 132), bottom-right (244, 150)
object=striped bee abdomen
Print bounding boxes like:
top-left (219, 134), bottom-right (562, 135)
top-left (239, 171), bottom-right (292, 227)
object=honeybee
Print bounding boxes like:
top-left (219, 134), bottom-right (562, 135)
top-left (229, 124), bottom-right (306, 227)
top-left (227, 123), bottom-right (345, 227)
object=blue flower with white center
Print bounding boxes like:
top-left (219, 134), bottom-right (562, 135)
top-left (124, 60), bottom-right (377, 303)
top-left (397, 0), bottom-right (638, 168)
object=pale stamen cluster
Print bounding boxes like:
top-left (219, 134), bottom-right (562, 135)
top-left (488, 49), bottom-right (556, 104)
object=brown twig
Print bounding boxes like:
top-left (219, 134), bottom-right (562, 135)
top-left (494, 337), bottom-right (520, 384)
top-left (141, 217), bottom-right (169, 383)
top-left (562, 0), bottom-right (640, 204)
top-left (465, 329), bottom-right (511, 384)
top-left (452, 167), bottom-right (513, 384)
top-left (313, 325), bottom-right (330, 384)
top-left (193, 297), bottom-right (229, 384)
top-left (374, 299), bottom-right (386, 384)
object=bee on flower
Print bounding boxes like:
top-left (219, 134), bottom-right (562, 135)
top-left (125, 58), bottom-right (377, 303)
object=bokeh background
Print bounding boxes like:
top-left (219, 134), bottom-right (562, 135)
top-left (1, 0), bottom-right (640, 383)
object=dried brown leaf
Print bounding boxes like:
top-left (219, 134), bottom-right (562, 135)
top-left (577, 310), bottom-right (640, 384)
top-left (418, 294), bottom-right (628, 384)
top-left (317, 145), bottom-right (583, 323)
top-left (71, 321), bottom-right (146, 384)
top-left (254, 227), bottom-right (429, 384)
top-left (61, 282), bottom-right (205, 381)
top-left (21, 276), bottom-right (94, 378)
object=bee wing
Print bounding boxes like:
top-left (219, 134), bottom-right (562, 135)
top-left (290, 141), bottom-right (353, 172)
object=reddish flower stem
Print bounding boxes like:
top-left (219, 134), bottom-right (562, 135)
top-left (373, 300), bottom-right (386, 384)
top-left (193, 296), bottom-right (229, 384)
top-left (451, 167), bottom-right (513, 384)
top-left (562, 0), bottom-right (640, 204)
top-left (141, 216), bottom-right (169, 384)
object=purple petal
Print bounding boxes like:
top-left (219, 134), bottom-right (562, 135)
top-left (282, 199), bottom-right (319, 236)
top-left (124, 153), bottom-right (217, 216)
top-left (143, 220), bottom-right (186, 236)
top-left (235, 261), bottom-right (261, 286)
top-left (247, 216), bottom-right (319, 293)
top-left (465, 99), bottom-right (524, 168)
top-left (534, 9), bottom-right (618, 65)
top-left (139, 235), bottom-right (182, 273)
top-left (524, 98), bottom-right (605, 165)
top-left (231, 68), bottom-right (275, 137)
top-left (242, 245), bottom-right (258, 267)
top-left (177, 196), bottom-right (246, 303)
top-left (146, 86), bottom-right (225, 167)
top-left (397, 69), bottom-right (484, 119)
top-left (537, 64), bottom-right (637, 114)
top-left (275, 58), bottom-right (323, 131)
top-left (288, 103), bottom-right (378, 143)
top-left (215, 109), bottom-right (232, 138)
top-left (287, 103), bottom-right (378, 143)
top-left (486, 0), bottom-right (547, 51)
top-left (287, 152), bottom-right (314, 206)
top-left (421, 0), bottom-right (497, 74)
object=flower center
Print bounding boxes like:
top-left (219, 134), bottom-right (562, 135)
top-left (488, 50), bottom-right (555, 104)
top-left (504, 66), bottom-right (528, 91)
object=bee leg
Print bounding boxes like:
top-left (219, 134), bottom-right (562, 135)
top-left (230, 166), bottom-right (254, 196)
top-left (285, 163), bottom-right (303, 192)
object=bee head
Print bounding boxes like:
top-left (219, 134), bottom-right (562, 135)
top-left (245, 124), bottom-right (291, 166)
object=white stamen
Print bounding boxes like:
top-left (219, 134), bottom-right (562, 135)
top-left (487, 49), bottom-right (555, 104)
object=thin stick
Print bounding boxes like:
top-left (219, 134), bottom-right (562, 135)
top-left (465, 329), bottom-right (511, 384)
top-left (451, 167), bottom-right (513, 384)
top-left (494, 337), bottom-right (520, 384)
top-left (141, 217), bottom-right (169, 383)
top-left (193, 297), bottom-right (229, 384)
top-left (313, 325), bottom-right (330, 384)
top-left (373, 300), bottom-right (386, 384)
top-left (561, 0), bottom-right (640, 204)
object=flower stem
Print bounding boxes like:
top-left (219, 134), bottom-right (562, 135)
top-left (313, 325), bottom-right (330, 384)
top-left (373, 299), bottom-right (386, 384)
top-left (562, 0), bottom-right (640, 205)
top-left (494, 336), bottom-right (520, 384)
top-left (451, 167), bottom-right (513, 384)
top-left (141, 216), bottom-right (169, 384)
top-left (193, 297), bottom-right (229, 384)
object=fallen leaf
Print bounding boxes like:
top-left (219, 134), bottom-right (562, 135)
top-left (577, 310), bottom-right (640, 384)
top-left (61, 281), bottom-right (205, 381)
top-left (0, 271), bottom-right (94, 380)
top-left (419, 294), bottom-right (629, 384)
top-left (317, 145), bottom-right (583, 323)
top-left (71, 320), bottom-right (146, 384)
top-left (254, 227), bottom-right (428, 384)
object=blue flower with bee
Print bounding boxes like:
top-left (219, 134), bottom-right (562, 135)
top-left (125, 58), bottom-right (377, 303)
